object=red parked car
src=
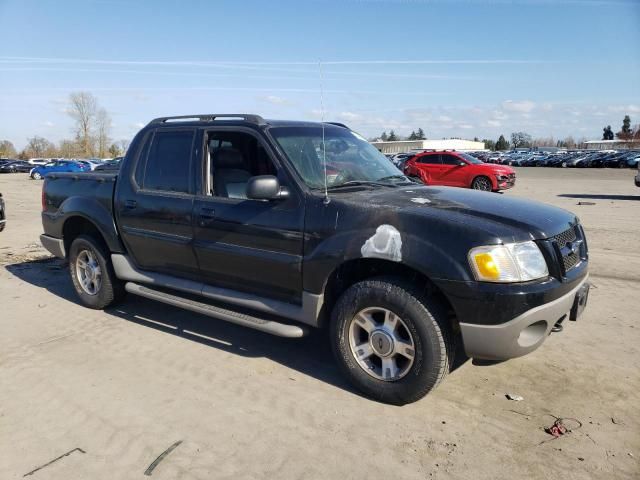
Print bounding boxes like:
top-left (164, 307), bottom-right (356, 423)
top-left (404, 151), bottom-right (516, 192)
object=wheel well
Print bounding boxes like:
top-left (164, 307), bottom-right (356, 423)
top-left (321, 258), bottom-right (458, 331)
top-left (472, 175), bottom-right (494, 188)
top-left (62, 216), bottom-right (107, 254)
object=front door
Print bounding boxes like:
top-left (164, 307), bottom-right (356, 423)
top-left (438, 154), bottom-right (467, 187)
top-left (115, 128), bottom-right (200, 278)
top-left (192, 129), bottom-right (304, 302)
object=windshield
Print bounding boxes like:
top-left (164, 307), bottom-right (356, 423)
top-left (270, 126), bottom-right (406, 189)
top-left (459, 153), bottom-right (483, 164)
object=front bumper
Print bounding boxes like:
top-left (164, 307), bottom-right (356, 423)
top-left (496, 174), bottom-right (516, 190)
top-left (458, 275), bottom-right (589, 360)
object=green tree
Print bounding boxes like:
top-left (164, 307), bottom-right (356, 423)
top-left (0, 140), bottom-right (17, 158)
top-left (108, 143), bottom-right (121, 157)
top-left (387, 130), bottom-right (398, 141)
top-left (495, 134), bottom-right (509, 150)
top-left (416, 128), bottom-right (426, 140)
top-left (407, 130), bottom-right (417, 140)
top-left (482, 139), bottom-right (496, 151)
top-left (602, 125), bottom-right (614, 140)
top-left (380, 131), bottom-right (388, 141)
top-left (616, 115), bottom-right (632, 140)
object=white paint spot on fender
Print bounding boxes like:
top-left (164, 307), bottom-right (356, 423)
top-left (361, 225), bottom-right (402, 262)
top-left (410, 197), bottom-right (431, 204)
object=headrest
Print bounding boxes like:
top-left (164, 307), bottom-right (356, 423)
top-left (212, 147), bottom-right (244, 169)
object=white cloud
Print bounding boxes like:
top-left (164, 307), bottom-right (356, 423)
top-left (458, 123), bottom-right (474, 129)
top-left (338, 111), bottom-right (363, 122)
top-left (502, 100), bottom-right (536, 113)
top-left (259, 95), bottom-right (291, 106)
top-left (486, 119), bottom-right (502, 127)
top-left (131, 122), bottom-right (144, 129)
top-left (438, 115), bottom-right (452, 122)
top-left (43, 121), bottom-right (54, 127)
top-left (608, 104), bottom-right (640, 114)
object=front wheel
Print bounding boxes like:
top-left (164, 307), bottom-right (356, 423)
top-left (31, 171), bottom-right (42, 180)
top-left (69, 234), bottom-right (125, 309)
top-left (330, 277), bottom-right (452, 405)
top-left (471, 176), bottom-right (493, 191)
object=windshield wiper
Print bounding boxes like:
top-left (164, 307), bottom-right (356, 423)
top-left (376, 175), bottom-right (411, 183)
top-left (326, 180), bottom-right (395, 190)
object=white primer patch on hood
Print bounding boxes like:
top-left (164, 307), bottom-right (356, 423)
top-left (361, 225), bottom-right (402, 262)
top-left (410, 197), bottom-right (431, 204)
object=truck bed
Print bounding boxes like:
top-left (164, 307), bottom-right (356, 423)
top-left (42, 172), bottom-right (120, 252)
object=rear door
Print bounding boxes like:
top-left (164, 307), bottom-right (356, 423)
top-left (416, 154), bottom-right (443, 184)
top-left (115, 128), bottom-right (200, 278)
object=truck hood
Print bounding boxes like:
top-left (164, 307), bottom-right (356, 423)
top-left (339, 185), bottom-right (577, 241)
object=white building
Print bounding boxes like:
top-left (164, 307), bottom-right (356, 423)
top-left (584, 140), bottom-right (637, 150)
top-left (371, 139), bottom-right (486, 154)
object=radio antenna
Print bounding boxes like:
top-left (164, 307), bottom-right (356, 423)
top-left (319, 59), bottom-right (330, 205)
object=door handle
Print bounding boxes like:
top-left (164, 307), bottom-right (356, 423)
top-left (124, 200), bottom-right (137, 209)
top-left (198, 207), bottom-right (216, 226)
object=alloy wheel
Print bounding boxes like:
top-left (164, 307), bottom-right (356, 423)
top-left (348, 307), bottom-right (416, 381)
top-left (75, 249), bottom-right (102, 295)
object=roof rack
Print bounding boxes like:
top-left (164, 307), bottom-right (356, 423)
top-left (327, 122), bottom-right (350, 129)
top-left (149, 114), bottom-right (266, 126)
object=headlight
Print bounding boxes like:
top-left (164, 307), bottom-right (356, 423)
top-left (468, 241), bottom-right (548, 283)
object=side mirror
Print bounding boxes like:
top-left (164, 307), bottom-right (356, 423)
top-left (246, 175), bottom-right (289, 200)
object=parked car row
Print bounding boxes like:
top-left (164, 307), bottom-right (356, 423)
top-left (469, 150), bottom-right (640, 169)
top-left (0, 159), bottom-right (33, 173)
top-left (0, 157), bottom-right (123, 179)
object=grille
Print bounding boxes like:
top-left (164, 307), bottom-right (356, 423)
top-left (553, 226), bottom-right (581, 273)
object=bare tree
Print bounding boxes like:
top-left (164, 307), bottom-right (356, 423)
top-left (25, 136), bottom-right (55, 158)
top-left (117, 139), bottom-right (130, 154)
top-left (510, 132), bottom-right (532, 149)
top-left (0, 140), bottom-right (17, 158)
top-left (58, 139), bottom-right (82, 159)
top-left (68, 91), bottom-right (98, 156)
top-left (96, 108), bottom-right (112, 158)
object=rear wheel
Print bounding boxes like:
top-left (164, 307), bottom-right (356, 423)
top-left (330, 276), bottom-right (452, 405)
top-left (471, 176), bottom-right (492, 191)
top-left (69, 234), bottom-right (125, 309)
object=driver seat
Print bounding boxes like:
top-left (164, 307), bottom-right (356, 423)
top-left (211, 147), bottom-right (251, 199)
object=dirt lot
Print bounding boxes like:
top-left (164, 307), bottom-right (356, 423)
top-left (1, 168), bottom-right (639, 479)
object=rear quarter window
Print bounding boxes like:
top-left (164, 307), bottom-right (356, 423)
top-left (142, 129), bottom-right (194, 193)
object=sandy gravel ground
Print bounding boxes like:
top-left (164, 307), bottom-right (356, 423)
top-left (1, 168), bottom-right (638, 479)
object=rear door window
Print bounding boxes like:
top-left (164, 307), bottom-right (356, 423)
top-left (143, 129), bottom-right (194, 193)
top-left (418, 154), bottom-right (441, 164)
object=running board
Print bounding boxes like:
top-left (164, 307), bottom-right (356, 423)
top-left (125, 282), bottom-right (308, 338)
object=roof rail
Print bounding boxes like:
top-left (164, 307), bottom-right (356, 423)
top-left (148, 114), bottom-right (266, 126)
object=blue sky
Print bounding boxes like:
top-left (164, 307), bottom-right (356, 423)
top-left (1, 0), bottom-right (639, 149)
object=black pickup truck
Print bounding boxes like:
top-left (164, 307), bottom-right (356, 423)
top-left (40, 114), bottom-right (590, 404)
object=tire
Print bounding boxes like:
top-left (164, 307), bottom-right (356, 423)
top-left (69, 234), bottom-right (125, 309)
top-left (471, 176), bottom-right (493, 191)
top-left (330, 276), bottom-right (452, 405)
top-left (32, 171), bottom-right (42, 180)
